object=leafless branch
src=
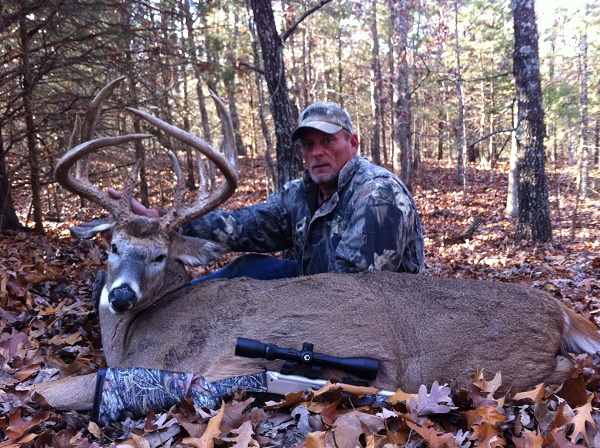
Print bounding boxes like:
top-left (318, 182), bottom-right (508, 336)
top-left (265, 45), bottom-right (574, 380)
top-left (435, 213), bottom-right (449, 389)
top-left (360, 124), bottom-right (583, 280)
top-left (282, 0), bottom-right (334, 42)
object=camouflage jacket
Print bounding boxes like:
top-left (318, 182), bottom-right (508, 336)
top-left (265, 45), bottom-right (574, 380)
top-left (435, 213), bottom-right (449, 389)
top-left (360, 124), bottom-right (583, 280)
top-left (182, 155), bottom-right (425, 275)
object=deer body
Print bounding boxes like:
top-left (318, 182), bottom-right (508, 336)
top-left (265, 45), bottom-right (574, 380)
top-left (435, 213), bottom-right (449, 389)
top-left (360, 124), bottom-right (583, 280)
top-left (98, 268), bottom-right (594, 393)
top-left (55, 79), bottom-right (600, 400)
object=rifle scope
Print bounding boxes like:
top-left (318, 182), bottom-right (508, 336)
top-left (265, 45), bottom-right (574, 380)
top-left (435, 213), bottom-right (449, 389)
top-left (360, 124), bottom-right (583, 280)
top-left (235, 337), bottom-right (379, 381)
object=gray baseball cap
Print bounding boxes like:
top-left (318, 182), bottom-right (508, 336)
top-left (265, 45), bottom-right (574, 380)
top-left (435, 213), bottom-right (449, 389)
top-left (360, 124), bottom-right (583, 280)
top-left (292, 102), bottom-right (355, 141)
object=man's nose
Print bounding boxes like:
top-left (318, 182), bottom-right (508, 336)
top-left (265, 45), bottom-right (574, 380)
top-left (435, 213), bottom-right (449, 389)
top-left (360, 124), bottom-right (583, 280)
top-left (307, 144), bottom-right (325, 157)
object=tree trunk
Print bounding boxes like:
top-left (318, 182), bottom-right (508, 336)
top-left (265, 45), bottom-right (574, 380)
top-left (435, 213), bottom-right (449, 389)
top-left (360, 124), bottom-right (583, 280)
top-left (577, 28), bottom-right (589, 199)
top-left (224, 5), bottom-right (246, 157)
top-left (511, 0), bottom-right (552, 242)
top-left (0, 132), bottom-right (23, 232)
top-left (454, 0), bottom-right (466, 186)
top-left (437, 116), bottom-right (444, 160)
top-left (248, 6), bottom-right (276, 187)
top-left (181, 64), bottom-right (196, 190)
top-left (370, 0), bottom-right (382, 166)
top-left (182, 0), bottom-right (213, 149)
top-left (120, 3), bottom-right (149, 207)
top-left (250, 0), bottom-right (300, 190)
top-left (389, 0), bottom-right (412, 189)
top-left (19, 15), bottom-right (44, 232)
top-left (506, 99), bottom-right (518, 217)
top-left (594, 119), bottom-right (599, 166)
top-left (387, 32), bottom-right (396, 169)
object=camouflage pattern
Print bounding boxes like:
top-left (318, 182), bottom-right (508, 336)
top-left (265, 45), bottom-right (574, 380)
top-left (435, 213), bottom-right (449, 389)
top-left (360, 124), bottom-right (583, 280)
top-left (93, 367), bottom-right (269, 424)
top-left (292, 102), bottom-right (355, 140)
top-left (183, 155), bottom-right (425, 275)
top-left (93, 367), bottom-right (191, 424)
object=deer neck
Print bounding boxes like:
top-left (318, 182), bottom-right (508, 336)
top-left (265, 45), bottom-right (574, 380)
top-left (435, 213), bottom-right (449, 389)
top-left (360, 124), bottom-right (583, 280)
top-left (99, 260), bottom-right (189, 367)
top-left (154, 260), bottom-right (189, 299)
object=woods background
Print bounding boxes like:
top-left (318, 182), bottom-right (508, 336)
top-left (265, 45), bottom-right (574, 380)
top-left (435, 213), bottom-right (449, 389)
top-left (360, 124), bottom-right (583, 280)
top-left (3, 1), bottom-right (600, 445)
top-left (1, 0), bottom-right (598, 237)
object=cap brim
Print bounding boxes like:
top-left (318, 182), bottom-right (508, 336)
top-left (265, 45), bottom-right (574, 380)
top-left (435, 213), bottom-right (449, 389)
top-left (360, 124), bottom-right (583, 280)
top-left (292, 122), bottom-right (344, 141)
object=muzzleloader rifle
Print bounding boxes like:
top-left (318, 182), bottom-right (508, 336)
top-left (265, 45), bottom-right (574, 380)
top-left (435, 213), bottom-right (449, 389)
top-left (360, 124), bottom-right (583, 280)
top-left (92, 338), bottom-right (395, 424)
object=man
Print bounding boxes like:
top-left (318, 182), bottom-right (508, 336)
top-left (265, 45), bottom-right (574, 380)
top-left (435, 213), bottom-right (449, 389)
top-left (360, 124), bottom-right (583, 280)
top-left (180, 101), bottom-right (425, 278)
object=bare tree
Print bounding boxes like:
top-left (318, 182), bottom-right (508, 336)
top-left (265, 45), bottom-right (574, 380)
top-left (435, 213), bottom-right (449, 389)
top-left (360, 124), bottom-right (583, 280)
top-left (453, 0), bottom-right (467, 186)
top-left (389, 0), bottom-right (413, 188)
top-left (511, 0), bottom-right (552, 242)
top-left (577, 21), bottom-right (590, 199)
top-left (0, 134), bottom-right (23, 231)
top-left (248, 0), bottom-right (333, 190)
top-left (506, 99), bottom-right (518, 217)
top-left (19, 14), bottom-right (44, 232)
top-left (249, 0), bottom-right (300, 190)
top-left (370, 0), bottom-right (382, 166)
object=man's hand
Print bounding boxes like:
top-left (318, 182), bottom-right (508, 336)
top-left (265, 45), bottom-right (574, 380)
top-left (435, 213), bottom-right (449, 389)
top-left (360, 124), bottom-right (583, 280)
top-left (101, 188), bottom-right (162, 241)
top-left (108, 188), bottom-right (161, 218)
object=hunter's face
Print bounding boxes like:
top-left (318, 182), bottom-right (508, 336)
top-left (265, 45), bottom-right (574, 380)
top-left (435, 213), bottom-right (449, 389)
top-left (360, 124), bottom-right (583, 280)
top-left (299, 128), bottom-right (358, 197)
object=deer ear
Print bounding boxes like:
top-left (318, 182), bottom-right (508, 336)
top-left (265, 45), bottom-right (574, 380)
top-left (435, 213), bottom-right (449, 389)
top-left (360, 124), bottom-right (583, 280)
top-left (71, 219), bottom-right (116, 239)
top-left (171, 233), bottom-right (230, 266)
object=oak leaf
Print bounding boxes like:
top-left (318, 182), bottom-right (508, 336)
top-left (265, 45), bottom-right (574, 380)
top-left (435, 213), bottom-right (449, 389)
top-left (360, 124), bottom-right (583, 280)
top-left (410, 381), bottom-right (452, 416)
top-left (405, 420), bottom-right (455, 448)
top-left (469, 421), bottom-right (505, 447)
top-left (221, 420), bottom-right (259, 447)
top-left (305, 430), bottom-right (326, 448)
top-left (386, 388), bottom-right (417, 407)
top-left (512, 383), bottom-right (546, 403)
top-left (568, 395), bottom-right (596, 444)
top-left (182, 403), bottom-right (225, 448)
top-left (513, 428), bottom-right (543, 448)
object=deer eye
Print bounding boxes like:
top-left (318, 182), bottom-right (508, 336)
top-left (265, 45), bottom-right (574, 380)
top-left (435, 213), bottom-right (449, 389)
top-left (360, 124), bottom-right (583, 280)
top-left (111, 244), bottom-right (119, 255)
top-left (154, 254), bottom-right (166, 263)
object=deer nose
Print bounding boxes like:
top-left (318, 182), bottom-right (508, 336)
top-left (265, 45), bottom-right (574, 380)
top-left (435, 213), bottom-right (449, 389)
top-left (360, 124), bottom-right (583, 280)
top-left (108, 285), bottom-right (137, 311)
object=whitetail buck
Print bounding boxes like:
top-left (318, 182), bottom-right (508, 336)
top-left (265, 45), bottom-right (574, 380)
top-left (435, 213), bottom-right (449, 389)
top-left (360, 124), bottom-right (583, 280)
top-left (46, 79), bottom-right (600, 411)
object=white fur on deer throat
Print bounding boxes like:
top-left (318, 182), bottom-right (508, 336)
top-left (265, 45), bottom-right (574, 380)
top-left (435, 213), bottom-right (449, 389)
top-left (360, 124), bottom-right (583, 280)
top-left (99, 287), bottom-right (116, 315)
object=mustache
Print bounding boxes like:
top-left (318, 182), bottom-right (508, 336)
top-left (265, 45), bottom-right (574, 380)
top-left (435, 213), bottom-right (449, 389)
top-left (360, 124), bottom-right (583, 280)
top-left (309, 159), bottom-right (332, 169)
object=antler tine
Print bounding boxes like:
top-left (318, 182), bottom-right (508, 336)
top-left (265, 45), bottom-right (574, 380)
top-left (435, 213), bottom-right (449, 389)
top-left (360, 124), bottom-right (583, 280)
top-left (166, 150), bottom-right (187, 209)
top-left (196, 154), bottom-right (210, 200)
top-left (73, 77), bottom-right (127, 182)
top-left (115, 158), bottom-right (144, 223)
top-left (68, 114), bottom-right (82, 150)
top-left (125, 106), bottom-right (238, 232)
top-left (208, 91), bottom-right (238, 172)
top-left (54, 134), bottom-right (153, 216)
top-left (81, 76), bottom-right (126, 142)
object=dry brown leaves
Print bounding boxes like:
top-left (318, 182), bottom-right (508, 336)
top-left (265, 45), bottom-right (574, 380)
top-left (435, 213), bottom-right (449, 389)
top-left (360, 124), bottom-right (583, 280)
top-left (2, 158), bottom-right (600, 447)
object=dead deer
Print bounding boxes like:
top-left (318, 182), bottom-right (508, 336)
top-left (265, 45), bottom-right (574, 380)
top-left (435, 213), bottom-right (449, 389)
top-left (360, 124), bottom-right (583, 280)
top-left (46, 79), bottom-right (600, 411)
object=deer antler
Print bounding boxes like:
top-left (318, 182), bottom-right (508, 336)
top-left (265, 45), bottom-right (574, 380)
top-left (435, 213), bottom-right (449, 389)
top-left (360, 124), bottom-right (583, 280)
top-left (125, 93), bottom-right (238, 232)
top-left (55, 79), bottom-right (238, 231)
top-left (56, 76), bottom-right (152, 218)
top-left (55, 134), bottom-right (153, 218)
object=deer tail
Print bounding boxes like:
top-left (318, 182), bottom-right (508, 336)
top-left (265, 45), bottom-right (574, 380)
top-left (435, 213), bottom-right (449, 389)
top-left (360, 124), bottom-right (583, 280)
top-left (562, 306), bottom-right (600, 354)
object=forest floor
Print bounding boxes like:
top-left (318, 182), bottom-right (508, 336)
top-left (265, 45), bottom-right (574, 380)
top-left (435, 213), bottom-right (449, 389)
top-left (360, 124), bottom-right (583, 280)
top-left (1, 157), bottom-right (600, 447)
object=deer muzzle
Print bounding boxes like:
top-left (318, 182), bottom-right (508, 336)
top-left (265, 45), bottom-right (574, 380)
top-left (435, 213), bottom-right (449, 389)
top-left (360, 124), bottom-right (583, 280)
top-left (108, 285), bottom-right (137, 312)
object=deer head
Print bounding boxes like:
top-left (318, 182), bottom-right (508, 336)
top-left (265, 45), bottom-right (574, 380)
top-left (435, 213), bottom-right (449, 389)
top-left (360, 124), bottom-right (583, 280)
top-left (55, 78), bottom-right (237, 313)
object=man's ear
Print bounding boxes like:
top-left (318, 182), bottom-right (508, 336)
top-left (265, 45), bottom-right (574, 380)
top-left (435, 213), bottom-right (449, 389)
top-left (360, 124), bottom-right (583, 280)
top-left (350, 133), bottom-right (359, 155)
top-left (71, 219), bottom-right (117, 239)
top-left (170, 233), bottom-right (230, 266)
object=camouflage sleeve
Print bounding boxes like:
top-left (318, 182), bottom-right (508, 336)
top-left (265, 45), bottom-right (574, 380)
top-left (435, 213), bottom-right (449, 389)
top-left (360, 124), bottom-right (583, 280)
top-left (181, 191), bottom-right (293, 253)
top-left (333, 178), bottom-right (424, 274)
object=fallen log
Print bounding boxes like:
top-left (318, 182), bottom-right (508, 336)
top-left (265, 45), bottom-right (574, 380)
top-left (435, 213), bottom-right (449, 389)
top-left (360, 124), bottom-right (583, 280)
top-left (443, 216), bottom-right (483, 245)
